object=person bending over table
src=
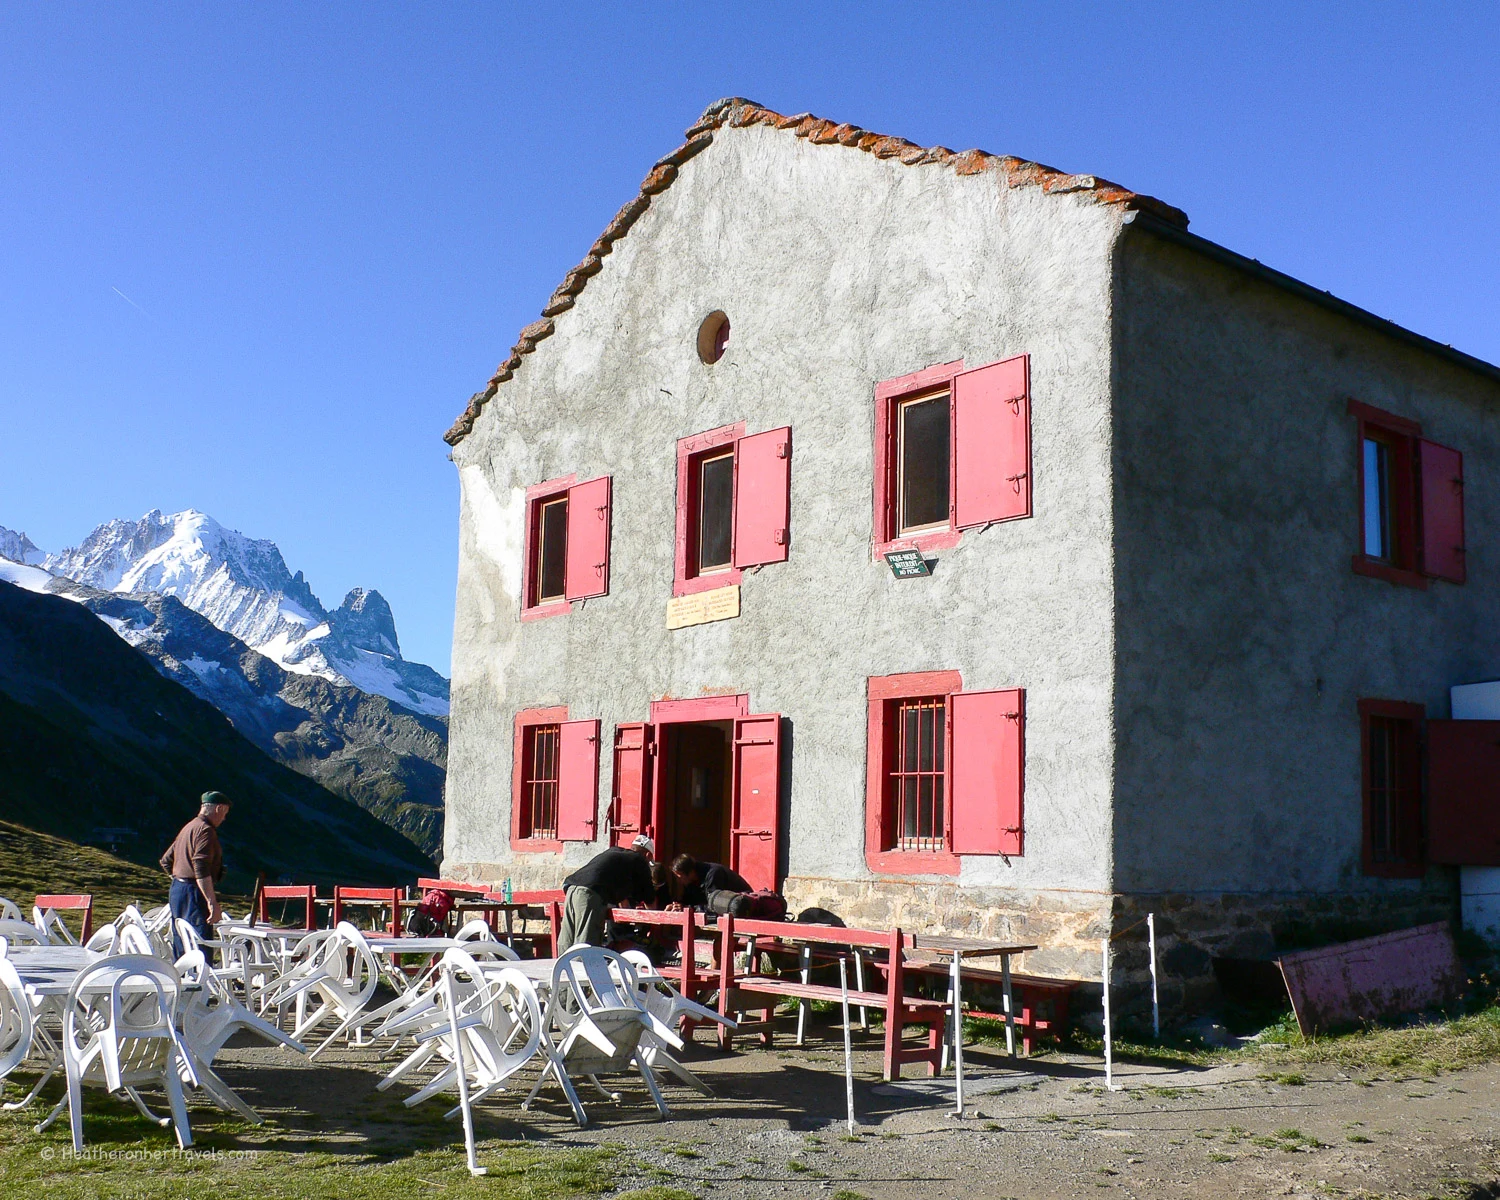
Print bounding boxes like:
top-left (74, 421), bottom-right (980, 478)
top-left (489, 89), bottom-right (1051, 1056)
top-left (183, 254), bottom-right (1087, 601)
top-left (668, 854), bottom-right (752, 916)
top-left (159, 790), bottom-right (232, 958)
top-left (558, 834), bottom-right (656, 949)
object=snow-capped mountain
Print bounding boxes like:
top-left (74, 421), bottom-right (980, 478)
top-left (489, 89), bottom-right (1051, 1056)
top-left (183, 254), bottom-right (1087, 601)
top-left (40, 510), bottom-right (448, 716)
top-left (0, 527), bottom-right (44, 565)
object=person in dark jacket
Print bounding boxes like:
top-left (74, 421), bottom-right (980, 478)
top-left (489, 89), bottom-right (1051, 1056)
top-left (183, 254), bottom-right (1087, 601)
top-left (558, 834), bottom-right (656, 949)
top-left (159, 791), bottom-right (231, 958)
top-left (669, 854), bottom-right (752, 915)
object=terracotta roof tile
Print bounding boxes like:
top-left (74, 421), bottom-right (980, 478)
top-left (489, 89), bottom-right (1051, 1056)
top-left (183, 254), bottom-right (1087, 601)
top-left (445, 98), bottom-right (1188, 446)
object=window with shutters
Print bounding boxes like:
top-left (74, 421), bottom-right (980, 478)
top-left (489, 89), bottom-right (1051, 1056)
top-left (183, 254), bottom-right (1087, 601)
top-left (865, 672), bottom-right (1025, 875)
top-left (873, 355), bottom-right (1031, 557)
top-left (674, 422), bottom-right (792, 597)
top-left (1348, 400), bottom-right (1465, 589)
top-left (521, 474), bottom-right (613, 618)
top-left (511, 705), bottom-right (567, 850)
top-left (1358, 699), bottom-right (1425, 878)
top-left (511, 706), bottom-right (601, 850)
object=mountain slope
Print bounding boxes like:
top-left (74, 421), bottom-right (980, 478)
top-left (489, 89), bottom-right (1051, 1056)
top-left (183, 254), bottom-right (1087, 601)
top-left (43, 510), bottom-right (449, 716)
top-left (0, 561), bottom-right (445, 856)
top-left (0, 579), bottom-right (434, 887)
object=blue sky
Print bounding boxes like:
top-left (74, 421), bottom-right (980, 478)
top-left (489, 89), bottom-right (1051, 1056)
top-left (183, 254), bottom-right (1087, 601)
top-left (1, 3), bottom-right (1495, 675)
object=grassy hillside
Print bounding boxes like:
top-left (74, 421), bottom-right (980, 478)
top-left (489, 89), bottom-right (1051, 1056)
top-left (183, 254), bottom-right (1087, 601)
top-left (0, 581), bottom-right (434, 890)
top-left (0, 820), bottom-right (210, 928)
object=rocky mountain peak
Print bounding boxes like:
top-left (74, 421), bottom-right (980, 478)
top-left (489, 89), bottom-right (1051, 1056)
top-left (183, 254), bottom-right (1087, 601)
top-left (0, 527), bottom-right (44, 565)
top-left (332, 587), bottom-right (401, 658)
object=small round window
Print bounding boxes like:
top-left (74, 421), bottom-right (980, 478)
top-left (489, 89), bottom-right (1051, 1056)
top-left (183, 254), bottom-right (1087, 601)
top-left (697, 311), bottom-right (730, 364)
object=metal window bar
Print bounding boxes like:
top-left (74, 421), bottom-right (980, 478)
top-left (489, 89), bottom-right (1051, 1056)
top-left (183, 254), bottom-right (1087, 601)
top-left (526, 724), bottom-right (561, 839)
top-left (891, 696), bottom-right (946, 851)
top-left (1368, 715), bottom-right (1410, 863)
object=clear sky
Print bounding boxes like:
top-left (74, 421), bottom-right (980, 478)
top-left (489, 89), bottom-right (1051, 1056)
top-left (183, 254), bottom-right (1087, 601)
top-left (1, 3), bottom-right (1495, 675)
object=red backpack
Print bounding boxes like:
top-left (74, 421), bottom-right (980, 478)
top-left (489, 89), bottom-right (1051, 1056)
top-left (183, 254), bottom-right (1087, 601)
top-left (408, 890), bottom-right (454, 936)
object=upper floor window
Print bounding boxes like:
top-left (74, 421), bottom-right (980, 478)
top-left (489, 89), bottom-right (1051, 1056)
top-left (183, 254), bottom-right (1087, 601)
top-left (897, 392), bottom-right (951, 535)
top-left (521, 475), bottom-right (612, 618)
top-left (873, 355), bottom-right (1032, 556)
top-left (1348, 400), bottom-right (1466, 588)
top-left (673, 423), bottom-right (792, 597)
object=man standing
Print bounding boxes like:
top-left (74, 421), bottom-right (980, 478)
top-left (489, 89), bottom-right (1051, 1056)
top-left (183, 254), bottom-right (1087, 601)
top-left (668, 854), bottom-right (752, 915)
top-left (160, 791), bottom-right (231, 957)
top-left (558, 834), bottom-right (655, 950)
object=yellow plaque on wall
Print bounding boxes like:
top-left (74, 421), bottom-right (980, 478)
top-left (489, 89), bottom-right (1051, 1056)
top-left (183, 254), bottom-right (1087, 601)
top-left (665, 584), bottom-right (741, 630)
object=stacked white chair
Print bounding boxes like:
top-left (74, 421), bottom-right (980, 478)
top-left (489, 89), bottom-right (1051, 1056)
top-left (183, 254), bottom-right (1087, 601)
top-left (173, 949), bottom-right (306, 1123)
top-left (262, 923), bottom-right (379, 1054)
top-left (32, 907), bottom-right (78, 946)
top-left (35, 955), bottom-right (196, 1152)
top-left (619, 949), bottom-right (736, 1096)
top-left (0, 920), bottom-right (48, 948)
top-left (523, 946), bottom-right (676, 1127)
top-left (385, 950), bottom-right (545, 1176)
top-left (0, 954), bottom-right (35, 1086)
top-left (0, 898), bottom-right (23, 922)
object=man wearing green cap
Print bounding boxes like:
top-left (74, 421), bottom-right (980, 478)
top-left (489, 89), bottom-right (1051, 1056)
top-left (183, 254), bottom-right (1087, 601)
top-left (159, 791), bottom-right (232, 957)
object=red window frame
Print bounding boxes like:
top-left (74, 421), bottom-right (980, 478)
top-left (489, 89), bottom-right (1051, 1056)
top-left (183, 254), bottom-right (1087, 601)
top-left (675, 422), bottom-right (745, 597)
top-left (866, 671), bottom-right (963, 875)
top-left (1348, 400), bottom-right (1425, 590)
top-left (1357, 698), bottom-right (1425, 878)
top-left (522, 474), bottom-right (577, 620)
top-left (511, 705), bottom-right (568, 851)
top-left (873, 361), bottom-right (965, 558)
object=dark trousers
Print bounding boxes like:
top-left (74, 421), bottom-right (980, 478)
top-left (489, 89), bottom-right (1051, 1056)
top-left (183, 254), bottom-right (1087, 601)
top-left (169, 877), bottom-right (211, 960)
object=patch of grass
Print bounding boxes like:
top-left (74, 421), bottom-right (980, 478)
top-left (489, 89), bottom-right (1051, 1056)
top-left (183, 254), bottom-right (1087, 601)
top-left (1035, 1112), bottom-right (1064, 1123)
top-left (1347, 1134), bottom-right (1373, 1143)
top-left (615, 1191), bottom-right (697, 1200)
top-left (787, 1160), bottom-right (811, 1173)
top-left (1260, 1071), bottom-right (1307, 1086)
top-left (831, 1192), bottom-right (871, 1200)
top-left (1207, 1152), bottom-right (1233, 1163)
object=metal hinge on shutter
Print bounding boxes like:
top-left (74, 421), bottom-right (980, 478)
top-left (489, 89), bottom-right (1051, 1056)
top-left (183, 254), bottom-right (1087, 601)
top-left (773, 529), bottom-right (786, 545)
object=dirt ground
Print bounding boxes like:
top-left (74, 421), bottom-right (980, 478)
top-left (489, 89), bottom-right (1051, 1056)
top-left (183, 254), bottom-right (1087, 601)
top-left (205, 1013), bottom-right (1500, 1200)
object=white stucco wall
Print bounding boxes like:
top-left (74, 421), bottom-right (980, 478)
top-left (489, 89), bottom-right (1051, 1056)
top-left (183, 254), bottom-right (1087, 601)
top-left (446, 123), bottom-right (1123, 900)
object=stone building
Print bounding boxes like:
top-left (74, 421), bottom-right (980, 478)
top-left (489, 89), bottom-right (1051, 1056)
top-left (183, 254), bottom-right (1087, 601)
top-left (440, 98), bottom-right (1500, 1007)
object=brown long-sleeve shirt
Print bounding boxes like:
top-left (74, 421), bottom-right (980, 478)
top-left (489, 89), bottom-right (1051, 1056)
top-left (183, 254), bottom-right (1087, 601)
top-left (160, 815), bottom-right (223, 882)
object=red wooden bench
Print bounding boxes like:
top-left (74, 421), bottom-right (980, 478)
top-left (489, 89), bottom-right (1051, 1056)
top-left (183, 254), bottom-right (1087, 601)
top-left (902, 960), bottom-right (1078, 1055)
top-left (715, 915), bottom-right (951, 1080)
top-left (332, 885), bottom-right (404, 934)
top-left (34, 893), bottom-right (93, 942)
top-left (256, 884), bottom-right (318, 930)
top-left (491, 889), bottom-right (564, 956)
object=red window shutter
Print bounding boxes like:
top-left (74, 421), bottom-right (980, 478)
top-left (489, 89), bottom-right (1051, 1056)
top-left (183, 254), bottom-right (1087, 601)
top-left (730, 713), bottom-right (782, 891)
top-left (610, 723), bottom-right (654, 848)
top-left (1427, 719), bottom-right (1500, 865)
top-left (949, 688), bottom-right (1024, 856)
top-left (732, 427), bottom-right (792, 568)
top-left (953, 355), bottom-right (1031, 529)
top-left (564, 476), bottom-right (611, 600)
top-left (1419, 440), bottom-right (1465, 584)
top-left (555, 719), bottom-right (600, 841)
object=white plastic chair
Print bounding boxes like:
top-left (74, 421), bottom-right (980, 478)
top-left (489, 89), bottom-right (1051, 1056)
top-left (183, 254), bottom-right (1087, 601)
top-left (620, 949), bottom-right (735, 1095)
top-left (523, 946), bottom-right (673, 1126)
top-left (390, 952), bottom-right (545, 1176)
top-left (0, 899), bottom-right (22, 923)
top-left (172, 949), bottom-right (306, 1123)
top-left (0, 954), bottom-right (35, 1084)
top-left (0, 920), bottom-right (48, 948)
top-left (262, 923), bottom-right (380, 1053)
top-left (116, 925), bottom-right (158, 956)
top-left (85, 925), bottom-right (120, 953)
top-left (36, 955), bottom-right (196, 1152)
top-left (32, 908), bottom-right (78, 946)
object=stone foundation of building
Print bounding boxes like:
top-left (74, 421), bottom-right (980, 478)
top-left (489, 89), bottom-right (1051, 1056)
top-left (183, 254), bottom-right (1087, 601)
top-left (444, 860), bottom-right (1459, 1022)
